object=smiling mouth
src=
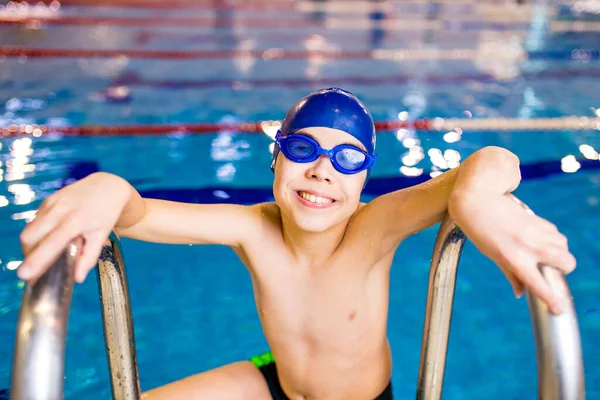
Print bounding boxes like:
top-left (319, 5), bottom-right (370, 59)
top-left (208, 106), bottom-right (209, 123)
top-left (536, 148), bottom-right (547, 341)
top-left (297, 191), bottom-right (336, 205)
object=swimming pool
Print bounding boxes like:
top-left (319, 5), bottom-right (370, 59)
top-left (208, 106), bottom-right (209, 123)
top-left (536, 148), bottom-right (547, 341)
top-left (1, 0), bottom-right (599, 398)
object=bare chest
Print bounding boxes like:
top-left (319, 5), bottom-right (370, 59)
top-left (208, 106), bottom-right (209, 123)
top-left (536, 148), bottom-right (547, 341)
top-left (233, 228), bottom-right (393, 346)
top-left (261, 267), bottom-right (364, 325)
top-left (247, 251), bottom-right (391, 345)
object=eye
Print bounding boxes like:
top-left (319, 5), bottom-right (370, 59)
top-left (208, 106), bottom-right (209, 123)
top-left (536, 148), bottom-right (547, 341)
top-left (286, 139), bottom-right (315, 158)
top-left (335, 148), bottom-right (366, 169)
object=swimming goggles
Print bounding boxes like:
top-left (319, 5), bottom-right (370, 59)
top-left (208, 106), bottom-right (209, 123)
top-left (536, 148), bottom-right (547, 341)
top-left (275, 131), bottom-right (376, 174)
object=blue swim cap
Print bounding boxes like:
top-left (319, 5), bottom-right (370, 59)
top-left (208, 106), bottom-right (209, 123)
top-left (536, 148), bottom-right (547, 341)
top-left (271, 87), bottom-right (376, 183)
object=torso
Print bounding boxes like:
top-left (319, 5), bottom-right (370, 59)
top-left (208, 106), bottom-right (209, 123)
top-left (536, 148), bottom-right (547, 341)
top-left (235, 203), bottom-right (396, 400)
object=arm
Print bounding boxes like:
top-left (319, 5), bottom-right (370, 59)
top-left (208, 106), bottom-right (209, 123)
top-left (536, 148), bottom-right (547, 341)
top-left (351, 154), bottom-right (461, 257)
top-left (354, 146), bottom-right (575, 313)
top-left (18, 172), bottom-right (259, 283)
top-left (356, 147), bottom-right (519, 253)
top-left (115, 187), bottom-right (257, 248)
top-left (447, 148), bottom-right (575, 314)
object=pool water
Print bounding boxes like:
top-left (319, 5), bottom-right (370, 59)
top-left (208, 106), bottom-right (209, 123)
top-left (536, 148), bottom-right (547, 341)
top-left (1, 1), bottom-right (599, 399)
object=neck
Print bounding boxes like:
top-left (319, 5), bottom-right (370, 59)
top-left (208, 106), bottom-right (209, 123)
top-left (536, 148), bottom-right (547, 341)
top-left (280, 214), bottom-right (349, 267)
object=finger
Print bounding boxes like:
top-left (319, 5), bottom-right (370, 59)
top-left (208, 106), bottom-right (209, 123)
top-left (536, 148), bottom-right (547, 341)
top-left (20, 203), bottom-right (71, 255)
top-left (36, 194), bottom-right (56, 214)
top-left (525, 228), bottom-right (574, 274)
top-left (534, 216), bottom-right (559, 233)
top-left (538, 229), bottom-right (569, 250)
top-left (17, 218), bottom-right (79, 281)
top-left (74, 230), bottom-right (110, 283)
top-left (512, 280), bottom-right (525, 298)
top-left (539, 245), bottom-right (577, 275)
top-left (512, 262), bottom-right (566, 315)
top-left (508, 272), bottom-right (524, 298)
top-left (497, 263), bottom-right (524, 298)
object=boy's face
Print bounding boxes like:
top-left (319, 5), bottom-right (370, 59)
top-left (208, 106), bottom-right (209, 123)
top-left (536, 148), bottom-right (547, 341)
top-left (272, 127), bottom-right (367, 233)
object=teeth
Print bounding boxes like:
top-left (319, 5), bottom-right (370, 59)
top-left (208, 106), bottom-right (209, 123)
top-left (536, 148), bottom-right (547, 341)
top-left (299, 191), bottom-right (333, 204)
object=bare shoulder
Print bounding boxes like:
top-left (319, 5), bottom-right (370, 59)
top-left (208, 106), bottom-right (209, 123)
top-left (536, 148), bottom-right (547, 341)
top-left (253, 201), bottom-right (281, 219)
top-left (232, 202), bottom-right (285, 273)
top-left (346, 201), bottom-right (375, 230)
top-left (243, 202), bottom-right (283, 239)
top-left (343, 169), bottom-right (460, 265)
top-left (335, 202), bottom-right (389, 266)
top-left (246, 202), bottom-right (281, 225)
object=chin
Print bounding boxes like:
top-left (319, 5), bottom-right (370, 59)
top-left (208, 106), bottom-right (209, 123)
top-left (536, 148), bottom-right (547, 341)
top-left (294, 215), bottom-right (338, 233)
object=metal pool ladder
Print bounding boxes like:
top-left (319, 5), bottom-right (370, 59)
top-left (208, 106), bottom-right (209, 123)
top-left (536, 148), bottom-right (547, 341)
top-left (11, 234), bottom-right (141, 400)
top-left (10, 198), bottom-right (585, 400)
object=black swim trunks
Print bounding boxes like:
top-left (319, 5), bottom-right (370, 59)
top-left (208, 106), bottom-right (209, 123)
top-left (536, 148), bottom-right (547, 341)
top-left (250, 351), bottom-right (393, 400)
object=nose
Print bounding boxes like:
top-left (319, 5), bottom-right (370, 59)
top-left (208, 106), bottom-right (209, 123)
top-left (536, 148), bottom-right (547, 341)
top-left (305, 154), bottom-right (335, 183)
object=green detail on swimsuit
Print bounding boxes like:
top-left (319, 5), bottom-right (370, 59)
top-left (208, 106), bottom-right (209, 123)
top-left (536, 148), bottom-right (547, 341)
top-left (250, 351), bottom-right (275, 368)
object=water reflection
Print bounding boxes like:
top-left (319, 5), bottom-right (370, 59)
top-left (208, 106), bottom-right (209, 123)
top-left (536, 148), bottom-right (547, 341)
top-left (400, 166), bottom-right (423, 177)
top-left (216, 163), bottom-right (236, 182)
top-left (443, 129), bottom-right (462, 143)
top-left (429, 148), bottom-right (447, 170)
top-left (444, 149), bottom-right (461, 169)
top-left (6, 137), bottom-right (35, 182)
top-left (11, 209), bottom-right (37, 222)
top-left (401, 145), bottom-right (425, 167)
top-left (402, 138), bottom-right (418, 148)
top-left (580, 144), bottom-right (599, 160)
top-left (210, 133), bottom-right (251, 162)
top-left (8, 183), bottom-right (36, 205)
top-left (561, 155), bottom-right (581, 173)
top-left (6, 261), bottom-right (22, 271)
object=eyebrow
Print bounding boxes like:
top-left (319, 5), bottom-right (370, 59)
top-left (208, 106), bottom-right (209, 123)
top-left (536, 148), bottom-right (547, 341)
top-left (294, 130), bottom-right (366, 151)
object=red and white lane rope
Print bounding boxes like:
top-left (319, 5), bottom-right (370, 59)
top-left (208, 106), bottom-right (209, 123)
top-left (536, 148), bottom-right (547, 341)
top-left (1, 117), bottom-right (598, 138)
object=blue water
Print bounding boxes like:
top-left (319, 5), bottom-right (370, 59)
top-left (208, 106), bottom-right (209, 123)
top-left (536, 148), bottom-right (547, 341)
top-left (1, 1), bottom-right (599, 399)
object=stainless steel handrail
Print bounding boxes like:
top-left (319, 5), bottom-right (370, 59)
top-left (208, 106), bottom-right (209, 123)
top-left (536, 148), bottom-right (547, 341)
top-left (518, 198), bottom-right (585, 400)
top-left (417, 196), bottom-right (586, 400)
top-left (96, 234), bottom-right (141, 400)
top-left (527, 266), bottom-right (586, 399)
top-left (11, 238), bottom-right (82, 400)
top-left (416, 216), bottom-right (466, 400)
top-left (10, 233), bottom-right (141, 400)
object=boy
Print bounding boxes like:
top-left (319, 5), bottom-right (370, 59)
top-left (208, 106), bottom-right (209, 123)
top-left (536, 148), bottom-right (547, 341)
top-left (17, 88), bottom-right (575, 400)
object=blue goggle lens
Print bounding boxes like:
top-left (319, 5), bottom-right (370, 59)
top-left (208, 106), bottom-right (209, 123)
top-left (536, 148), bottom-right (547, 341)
top-left (334, 148), bottom-right (367, 170)
top-left (285, 138), bottom-right (316, 159)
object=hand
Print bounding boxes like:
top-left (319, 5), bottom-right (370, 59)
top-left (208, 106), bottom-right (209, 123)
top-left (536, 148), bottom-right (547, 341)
top-left (18, 172), bottom-right (131, 283)
top-left (449, 192), bottom-right (576, 314)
